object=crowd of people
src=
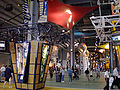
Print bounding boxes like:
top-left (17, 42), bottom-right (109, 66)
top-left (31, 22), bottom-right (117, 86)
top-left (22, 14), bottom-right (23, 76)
top-left (84, 67), bottom-right (101, 81)
top-left (49, 65), bottom-right (120, 89)
top-left (49, 66), bottom-right (80, 84)
top-left (0, 64), bottom-right (13, 88)
top-left (104, 66), bottom-right (120, 90)
top-left (49, 65), bottom-right (103, 84)
top-left (1, 63), bottom-right (120, 89)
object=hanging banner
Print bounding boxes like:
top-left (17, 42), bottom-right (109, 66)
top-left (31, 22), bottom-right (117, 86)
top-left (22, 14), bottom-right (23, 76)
top-left (111, 0), bottom-right (120, 15)
top-left (38, 1), bottom-right (48, 23)
top-left (23, 0), bottom-right (31, 24)
top-left (47, 0), bottom-right (98, 30)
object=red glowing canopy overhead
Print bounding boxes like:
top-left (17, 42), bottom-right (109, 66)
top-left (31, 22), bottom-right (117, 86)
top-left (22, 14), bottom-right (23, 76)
top-left (47, 0), bottom-right (98, 30)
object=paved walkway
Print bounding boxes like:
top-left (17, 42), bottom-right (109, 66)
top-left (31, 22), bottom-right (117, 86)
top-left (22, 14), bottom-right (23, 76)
top-left (0, 72), bottom-right (106, 90)
top-left (45, 72), bottom-right (106, 89)
top-left (0, 83), bottom-right (90, 90)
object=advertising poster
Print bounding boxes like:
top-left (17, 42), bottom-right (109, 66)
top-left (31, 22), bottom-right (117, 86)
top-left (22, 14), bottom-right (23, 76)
top-left (23, 0), bottom-right (31, 24)
top-left (40, 44), bottom-right (49, 82)
top-left (38, 1), bottom-right (48, 23)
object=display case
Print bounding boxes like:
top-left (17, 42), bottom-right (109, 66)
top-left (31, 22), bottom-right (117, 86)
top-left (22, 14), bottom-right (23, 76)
top-left (9, 41), bottom-right (52, 90)
top-left (16, 42), bottom-right (30, 83)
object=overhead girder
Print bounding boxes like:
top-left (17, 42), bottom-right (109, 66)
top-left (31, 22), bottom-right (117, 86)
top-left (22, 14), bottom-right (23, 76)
top-left (90, 14), bottom-right (120, 42)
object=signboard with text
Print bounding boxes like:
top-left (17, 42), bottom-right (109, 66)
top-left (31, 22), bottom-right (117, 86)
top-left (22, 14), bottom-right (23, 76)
top-left (38, 1), bottom-right (48, 23)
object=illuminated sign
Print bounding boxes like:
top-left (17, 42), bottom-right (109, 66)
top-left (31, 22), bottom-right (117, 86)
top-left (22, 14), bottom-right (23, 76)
top-left (0, 41), bottom-right (5, 50)
top-left (112, 35), bottom-right (120, 41)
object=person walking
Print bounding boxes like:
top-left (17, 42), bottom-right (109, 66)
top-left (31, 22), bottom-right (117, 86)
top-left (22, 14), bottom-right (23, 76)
top-left (73, 68), bottom-right (79, 80)
top-left (96, 67), bottom-right (100, 78)
top-left (68, 67), bottom-right (73, 84)
top-left (3, 65), bottom-right (12, 88)
top-left (85, 68), bottom-right (90, 81)
top-left (104, 68), bottom-right (109, 90)
top-left (90, 69), bottom-right (94, 80)
top-left (49, 67), bottom-right (54, 79)
top-left (111, 66), bottom-right (120, 89)
top-left (0, 64), bottom-right (6, 82)
top-left (61, 67), bottom-right (65, 82)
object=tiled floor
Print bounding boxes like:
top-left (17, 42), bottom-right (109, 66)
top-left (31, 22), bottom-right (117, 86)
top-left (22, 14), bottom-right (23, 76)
top-left (0, 83), bottom-right (89, 90)
top-left (0, 72), bottom-right (106, 90)
top-left (45, 72), bottom-right (106, 89)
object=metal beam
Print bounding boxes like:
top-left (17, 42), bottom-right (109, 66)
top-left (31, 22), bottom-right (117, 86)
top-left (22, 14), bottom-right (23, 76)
top-left (0, 17), bottom-right (15, 26)
top-left (90, 14), bottom-right (120, 42)
top-left (90, 15), bottom-right (120, 28)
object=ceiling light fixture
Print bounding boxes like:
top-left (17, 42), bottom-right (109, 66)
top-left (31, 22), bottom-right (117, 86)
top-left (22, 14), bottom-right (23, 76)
top-left (65, 9), bottom-right (72, 15)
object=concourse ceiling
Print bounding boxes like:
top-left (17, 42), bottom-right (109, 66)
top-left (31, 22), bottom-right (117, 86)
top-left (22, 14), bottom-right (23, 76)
top-left (0, 0), bottom-right (112, 51)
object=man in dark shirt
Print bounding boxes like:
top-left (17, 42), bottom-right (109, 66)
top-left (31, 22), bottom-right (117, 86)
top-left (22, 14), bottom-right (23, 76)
top-left (3, 65), bottom-right (12, 88)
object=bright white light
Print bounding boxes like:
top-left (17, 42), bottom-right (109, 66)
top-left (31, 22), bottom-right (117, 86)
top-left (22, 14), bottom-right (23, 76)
top-left (65, 9), bottom-right (72, 14)
top-left (62, 30), bottom-right (65, 32)
top-left (73, 21), bottom-right (75, 25)
top-left (105, 44), bottom-right (109, 49)
top-left (49, 62), bottom-right (53, 67)
top-left (67, 23), bottom-right (69, 28)
top-left (99, 49), bottom-right (105, 53)
top-left (0, 43), bottom-right (5, 47)
top-left (115, 46), bottom-right (118, 50)
top-left (68, 15), bottom-right (72, 22)
top-left (54, 46), bottom-right (58, 51)
top-left (75, 43), bottom-right (79, 47)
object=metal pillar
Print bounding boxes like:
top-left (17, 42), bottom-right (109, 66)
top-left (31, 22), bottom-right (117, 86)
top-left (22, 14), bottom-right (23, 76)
top-left (98, 0), bottom-right (101, 16)
top-left (28, 0), bottom-right (39, 41)
top-left (61, 48), bottom-right (63, 66)
top-left (109, 42), bottom-right (113, 73)
top-left (28, 0), bottom-right (33, 41)
top-left (70, 29), bottom-right (74, 68)
top-left (32, 0), bottom-right (39, 24)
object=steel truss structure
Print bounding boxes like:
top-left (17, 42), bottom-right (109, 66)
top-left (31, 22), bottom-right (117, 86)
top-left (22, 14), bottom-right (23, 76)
top-left (90, 14), bottom-right (120, 42)
top-left (0, 23), bottom-right (70, 50)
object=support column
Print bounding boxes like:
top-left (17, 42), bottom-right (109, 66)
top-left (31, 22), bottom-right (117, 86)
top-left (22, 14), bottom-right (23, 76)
top-left (61, 48), bottom-right (63, 66)
top-left (28, 0), bottom-right (39, 41)
top-left (109, 42), bottom-right (113, 73)
top-left (70, 29), bottom-right (74, 68)
top-left (98, 0), bottom-right (101, 16)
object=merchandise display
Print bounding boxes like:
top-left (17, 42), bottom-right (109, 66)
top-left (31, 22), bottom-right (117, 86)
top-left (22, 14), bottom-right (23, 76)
top-left (16, 43), bottom-right (29, 83)
top-left (9, 41), bottom-right (52, 90)
top-left (40, 44), bottom-right (50, 82)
